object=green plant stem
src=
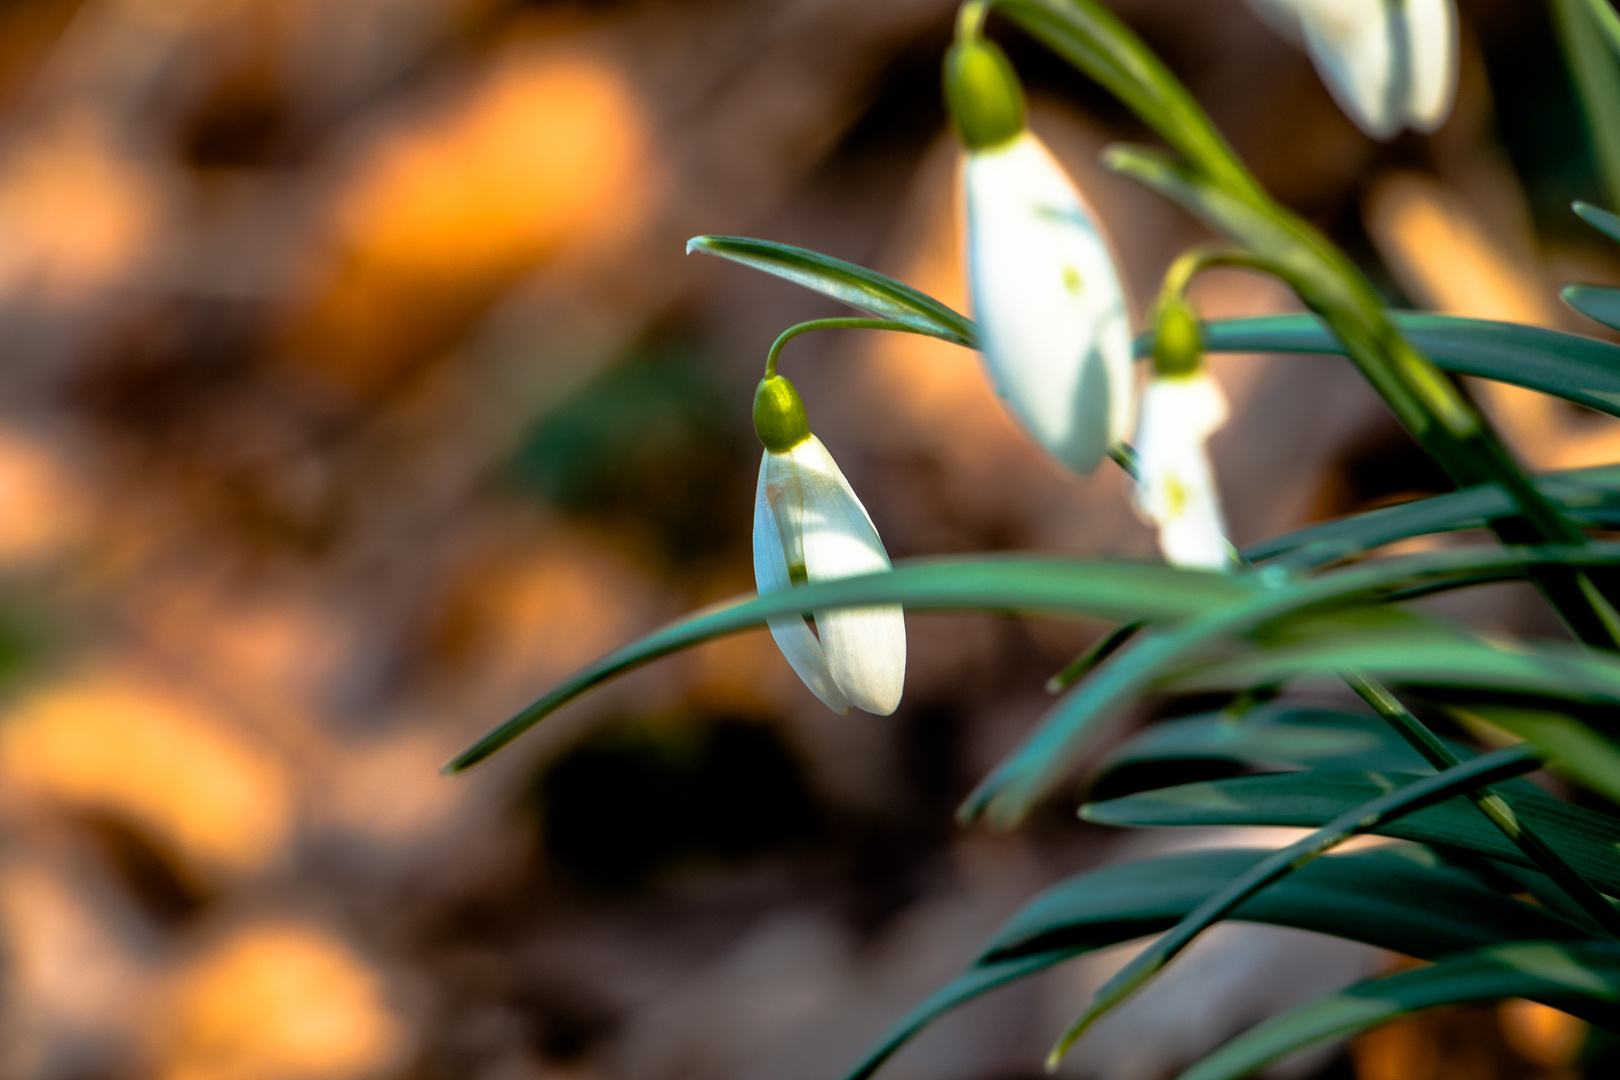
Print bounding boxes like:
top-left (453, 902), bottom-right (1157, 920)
top-left (1556, 0), bottom-right (1620, 211)
top-left (764, 318), bottom-right (927, 378)
top-left (1344, 671), bottom-right (1620, 939)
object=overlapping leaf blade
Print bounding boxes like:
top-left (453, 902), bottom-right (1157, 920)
top-left (1243, 466), bottom-right (1620, 569)
top-left (1176, 941), bottom-right (1620, 1080)
top-left (1195, 313), bottom-right (1620, 419)
top-left (686, 235), bottom-right (977, 347)
top-left (844, 846), bottom-right (1585, 1080)
top-left (1093, 705), bottom-right (1439, 797)
top-left (961, 545), bottom-right (1620, 827)
top-left (1563, 284), bottom-right (1620, 332)
top-left (1083, 770), bottom-right (1620, 893)
top-left (447, 557), bottom-right (1252, 771)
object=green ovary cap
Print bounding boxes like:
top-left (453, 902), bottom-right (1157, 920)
top-left (944, 38), bottom-right (1025, 150)
top-left (1152, 298), bottom-right (1203, 377)
top-left (753, 376), bottom-right (811, 453)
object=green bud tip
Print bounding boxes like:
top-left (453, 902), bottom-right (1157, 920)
top-left (753, 376), bottom-right (811, 453)
top-left (943, 37), bottom-right (1025, 150)
top-left (1152, 298), bottom-right (1203, 377)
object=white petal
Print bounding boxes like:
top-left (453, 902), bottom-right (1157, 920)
top-left (1296, 0), bottom-right (1403, 139)
top-left (1402, 0), bottom-right (1457, 131)
top-left (753, 452), bottom-right (851, 713)
top-left (786, 437), bottom-right (906, 715)
top-left (964, 132), bottom-right (1134, 475)
top-left (1132, 375), bottom-right (1233, 571)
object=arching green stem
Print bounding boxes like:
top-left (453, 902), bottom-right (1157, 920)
top-left (764, 318), bottom-right (932, 378)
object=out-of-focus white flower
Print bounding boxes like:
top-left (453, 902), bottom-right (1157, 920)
top-left (1246, 0), bottom-right (1457, 138)
top-left (964, 133), bottom-right (1135, 474)
top-left (945, 26), bottom-right (1133, 475)
top-left (752, 376), bottom-right (905, 715)
top-left (1132, 372), bottom-right (1234, 571)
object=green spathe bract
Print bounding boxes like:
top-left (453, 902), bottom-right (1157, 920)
top-left (752, 376), bottom-right (810, 453)
top-left (944, 36), bottom-right (1026, 149)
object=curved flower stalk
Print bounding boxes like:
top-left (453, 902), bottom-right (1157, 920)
top-left (752, 373), bottom-right (905, 715)
top-left (1246, 0), bottom-right (1458, 138)
top-left (1132, 298), bottom-right (1234, 570)
top-left (947, 4), bottom-right (1133, 474)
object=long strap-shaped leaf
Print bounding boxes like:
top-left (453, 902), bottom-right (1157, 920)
top-left (1174, 940), bottom-right (1620, 1080)
top-left (1194, 313), bottom-right (1620, 420)
top-left (844, 844), bottom-right (1584, 1080)
top-left (445, 557), bottom-right (1251, 771)
top-left (1084, 769), bottom-right (1620, 894)
top-left (1244, 466), bottom-right (1620, 570)
top-left (960, 545), bottom-right (1620, 827)
top-left (453, 545), bottom-right (1620, 775)
top-left (1046, 746), bottom-right (1545, 1065)
top-left (686, 236), bottom-right (977, 347)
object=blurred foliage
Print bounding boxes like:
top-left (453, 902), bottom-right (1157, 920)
top-left (508, 343), bottom-right (752, 565)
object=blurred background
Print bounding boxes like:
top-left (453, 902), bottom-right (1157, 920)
top-left (0, 0), bottom-right (1613, 1078)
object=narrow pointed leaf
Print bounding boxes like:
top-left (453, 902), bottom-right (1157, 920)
top-left (844, 846), bottom-right (1581, 1080)
top-left (1164, 624), bottom-right (1620, 713)
top-left (1243, 466), bottom-right (1620, 569)
top-left (687, 235), bottom-right (977, 347)
top-left (1048, 748), bottom-right (1543, 1064)
top-left (1190, 312), bottom-right (1620, 419)
top-left (1084, 769), bottom-right (1620, 894)
top-left (1577, 199), bottom-right (1620, 242)
top-left (960, 544), bottom-right (1620, 827)
top-left (447, 557), bottom-right (1252, 771)
top-left (1563, 284), bottom-right (1620, 332)
top-left (1094, 706), bottom-right (1442, 797)
top-left (1175, 941), bottom-right (1620, 1080)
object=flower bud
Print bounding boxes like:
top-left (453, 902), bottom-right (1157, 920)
top-left (1152, 298), bottom-right (1203, 377)
top-left (753, 376), bottom-right (811, 453)
top-left (944, 37), bottom-right (1026, 150)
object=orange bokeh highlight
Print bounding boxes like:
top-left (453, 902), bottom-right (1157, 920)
top-left (159, 922), bottom-right (405, 1080)
top-left (293, 48), bottom-right (652, 396)
top-left (0, 670), bottom-right (292, 876)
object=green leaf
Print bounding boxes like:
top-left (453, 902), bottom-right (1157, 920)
top-left (1094, 705), bottom-right (1442, 797)
top-left (686, 236), bottom-right (977, 347)
top-left (1164, 621), bottom-right (1620, 713)
top-left (1175, 941), bottom-right (1620, 1080)
top-left (986, 845), bottom-right (1587, 963)
top-left (446, 557), bottom-right (1253, 771)
top-left (1194, 313), bottom-right (1620, 419)
top-left (1084, 769), bottom-right (1620, 894)
top-left (960, 544), bottom-right (1620, 828)
top-left (843, 952), bottom-right (1076, 1080)
top-left (1450, 702), bottom-right (1620, 806)
top-left (1243, 466), bottom-right (1620, 570)
top-left (843, 845), bottom-right (1584, 1080)
top-left (1577, 200), bottom-right (1620, 243)
top-left (1048, 747), bottom-right (1544, 1065)
top-left (1563, 284), bottom-right (1620, 332)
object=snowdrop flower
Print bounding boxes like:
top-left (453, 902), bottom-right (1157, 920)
top-left (1132, 300), bottom-right (1235, 571)
top-left (946, 13), bottom-right (1134, 475)
top-left (752, 374), bottom-right (905, 714)
top-left (1246, 0), bottom-right (1457, 138)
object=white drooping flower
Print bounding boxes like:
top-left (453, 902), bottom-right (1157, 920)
top-left (1131, 372), bottom-right (1234, 571)
top-left (964, 132), bottom-right (1136, 475)
top-left (752, 376), bottom-right (905, 715)
top-left (1246, 0), bottom-right (1457, 138)
top-left (945, 28), bottom-right (1134, 476)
